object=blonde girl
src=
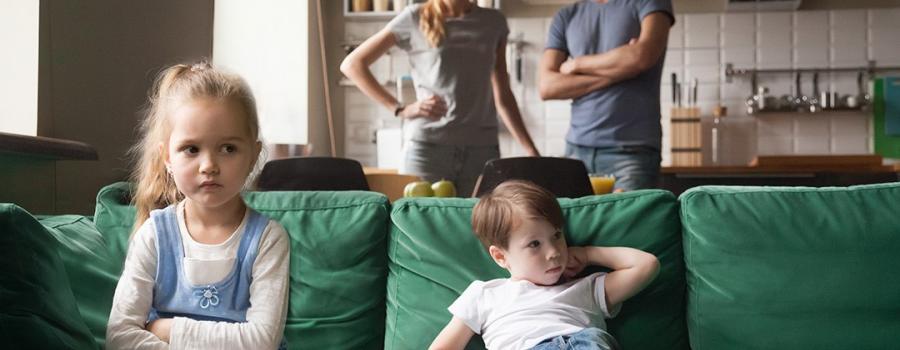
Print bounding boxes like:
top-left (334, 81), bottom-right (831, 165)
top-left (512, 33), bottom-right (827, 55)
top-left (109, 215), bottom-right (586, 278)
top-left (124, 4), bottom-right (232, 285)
top-left (106, 62), bottom-right (289, 350)
top-left (341, 0), bottom-right (540, 197)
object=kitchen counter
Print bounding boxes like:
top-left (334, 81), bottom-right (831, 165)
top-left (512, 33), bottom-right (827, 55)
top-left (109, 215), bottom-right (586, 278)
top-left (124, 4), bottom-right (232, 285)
top-left (659, 157), bottom-right (899, 196)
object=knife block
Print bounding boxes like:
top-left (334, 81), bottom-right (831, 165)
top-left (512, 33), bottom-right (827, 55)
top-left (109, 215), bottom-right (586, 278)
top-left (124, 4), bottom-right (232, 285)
top-left (670, 107), bottom-right (702, 166)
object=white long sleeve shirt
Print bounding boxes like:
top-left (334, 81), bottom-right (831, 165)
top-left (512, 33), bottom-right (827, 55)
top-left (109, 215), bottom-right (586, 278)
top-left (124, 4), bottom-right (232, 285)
top-left (106, 202), bottom-right (290, 349)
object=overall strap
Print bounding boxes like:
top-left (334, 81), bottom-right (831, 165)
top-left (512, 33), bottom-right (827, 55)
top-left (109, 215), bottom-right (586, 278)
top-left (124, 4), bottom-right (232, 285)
top-left (150, 205), bottom-right (182, 301)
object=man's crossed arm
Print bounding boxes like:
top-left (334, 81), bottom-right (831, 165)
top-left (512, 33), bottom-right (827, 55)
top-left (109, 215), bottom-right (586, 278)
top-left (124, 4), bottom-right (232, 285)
top-left (539, 12), bottom-right (672, 100)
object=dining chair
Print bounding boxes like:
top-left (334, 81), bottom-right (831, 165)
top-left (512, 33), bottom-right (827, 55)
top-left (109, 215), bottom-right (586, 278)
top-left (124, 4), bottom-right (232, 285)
top-left (256, 157), bottom-right (370, 191)
top-left (471, 157), bottom-right (593, 198)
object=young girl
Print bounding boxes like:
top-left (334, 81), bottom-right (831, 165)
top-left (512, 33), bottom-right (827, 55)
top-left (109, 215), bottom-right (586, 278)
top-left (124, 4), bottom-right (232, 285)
top-left (106, 62), bottom-right (289, 350)
top-left (340, 0), bottom-right (540, 197)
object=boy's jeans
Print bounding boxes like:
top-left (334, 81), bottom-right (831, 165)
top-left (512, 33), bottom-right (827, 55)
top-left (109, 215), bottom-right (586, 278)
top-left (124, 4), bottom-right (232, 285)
top-left (531, 328), bottom-right (619, 350)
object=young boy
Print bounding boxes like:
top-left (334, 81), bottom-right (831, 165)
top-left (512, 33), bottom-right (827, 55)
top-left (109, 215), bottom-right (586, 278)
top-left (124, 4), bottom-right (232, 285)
top-left (429, 180), bottom-right (659, 350)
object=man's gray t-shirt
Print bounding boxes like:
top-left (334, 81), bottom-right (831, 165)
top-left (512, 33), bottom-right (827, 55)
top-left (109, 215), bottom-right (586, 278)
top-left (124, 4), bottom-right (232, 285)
top-left (546, 0), bottom-right (674, 150)
top-left (386, 4), bottom-right (507, 146)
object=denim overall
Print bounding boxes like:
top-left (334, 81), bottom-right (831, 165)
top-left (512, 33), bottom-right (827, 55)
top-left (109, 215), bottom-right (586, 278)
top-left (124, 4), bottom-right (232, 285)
top-left (147, 205), bottom-right (286, 349)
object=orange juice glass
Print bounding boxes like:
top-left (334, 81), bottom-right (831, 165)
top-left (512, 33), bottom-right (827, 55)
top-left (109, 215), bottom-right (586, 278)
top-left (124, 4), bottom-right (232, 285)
top-left (589, 174), bottom-right (615, 195)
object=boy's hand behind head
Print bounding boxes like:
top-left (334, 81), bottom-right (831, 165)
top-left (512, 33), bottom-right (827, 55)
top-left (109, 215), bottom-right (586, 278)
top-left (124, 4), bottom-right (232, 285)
top-left (565, 246), bottom-right (589, 279)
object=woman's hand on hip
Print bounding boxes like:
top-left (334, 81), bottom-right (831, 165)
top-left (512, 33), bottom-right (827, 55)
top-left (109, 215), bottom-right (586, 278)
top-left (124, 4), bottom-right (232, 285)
top-left (399, 95), bottom-right (446, 120)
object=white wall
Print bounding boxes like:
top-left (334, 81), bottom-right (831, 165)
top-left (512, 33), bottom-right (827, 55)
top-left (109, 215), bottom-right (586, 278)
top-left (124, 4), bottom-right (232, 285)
top-left (0, 0), bottom-right (39, 136)
top-left (213, 0), bottom-right (309, 145)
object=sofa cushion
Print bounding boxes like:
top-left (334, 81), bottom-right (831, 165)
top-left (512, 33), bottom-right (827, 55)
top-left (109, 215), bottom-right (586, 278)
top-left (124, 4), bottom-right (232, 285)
top-left (244, 191), bottom-right (390, 350)
top-left (39, 214), bottom-right (123, 349)
top-left (681, 183), bottom-right (900, 350)
top-left (0, 204), bottom-right (96, 349)
top-left (385, 191), bottom-right (688, 349)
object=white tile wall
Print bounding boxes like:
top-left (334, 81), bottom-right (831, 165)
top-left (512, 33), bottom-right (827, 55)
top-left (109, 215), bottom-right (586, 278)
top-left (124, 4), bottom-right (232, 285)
top-left (340, 8), bottom-right (897, 166)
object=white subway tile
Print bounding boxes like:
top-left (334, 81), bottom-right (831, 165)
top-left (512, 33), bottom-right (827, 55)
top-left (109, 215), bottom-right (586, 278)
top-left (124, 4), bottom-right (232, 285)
top-left (757, 12), bottom-right (793, 48)
top-left (668, 18), bottom-right (684, 48)
top-left (793, 11), bottom-right (829, 36)
top-left (794, 136), bottom-right (830, 154)
top-left (757, 46), bottom-right (792, 69)
top-left (721, 80), bottom-right (753, 101)
top-left (757, 136), bottom-right (794, 155)
top-left (544, 101), bottom-right (571, 121)
top-left (830, 112), bottom-right (869, 136)
top-left (831, 134), bottom-right (870, 154)
top-left (685, 14), bottom-right (720, 48)
top-left (545, 119), bottom-right (569, 139)
top-left (696, 83), bottom-right (721, 102)
top-left (722, 47), bottom-right (756, 67)
top-left (721, 13), bottom-right (756, 48)
top-left (869, 29), bottom-right (900, 65)
top-left (794, 46), bottom-right (829, 68)
top-left (868, 8), bottom-right (900, 29)
top-left (795, 115), bottom-right (830, 137)
top-left (830, 45), bottom-right (869, 68)
top-left (686, 49), bottom-right (719, 66)
top-left (665, 49), bottom-right (684, 68)
top-left (794, 29), bottom-right (829, 50)
top-left (685, 66), bottom-right (720, 84)
top-left (830, 10), bottom-right (867, 48)
top-left (757, 115), bottom-right (794, 138)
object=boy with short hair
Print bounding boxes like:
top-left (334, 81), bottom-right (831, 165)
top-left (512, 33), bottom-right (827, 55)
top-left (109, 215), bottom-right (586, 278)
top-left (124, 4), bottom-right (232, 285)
top-left (430, 180), bottom-right (659, 350)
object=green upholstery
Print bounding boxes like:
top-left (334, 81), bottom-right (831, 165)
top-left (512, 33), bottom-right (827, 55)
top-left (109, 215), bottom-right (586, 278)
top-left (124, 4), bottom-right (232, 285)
top-left (243, 191), bottom-right (391, 350)
top-left (385, 191), bottom-right (688, 350)
top-left (681, 183), bottom-right (900, 350)
top-left (0, 204), bottom-right (96, 349)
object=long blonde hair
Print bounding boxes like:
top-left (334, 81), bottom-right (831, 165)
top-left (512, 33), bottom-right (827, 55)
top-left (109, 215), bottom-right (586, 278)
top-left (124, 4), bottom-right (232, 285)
top-left (128, 61), bottom-right (261, 232)
top-left (420, 0), bottom-right (451, 47)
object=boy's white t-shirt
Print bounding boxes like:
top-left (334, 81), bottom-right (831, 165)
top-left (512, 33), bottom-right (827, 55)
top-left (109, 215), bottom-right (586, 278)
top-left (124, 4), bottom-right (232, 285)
top-left (448, 272), bottom-right (620, 350)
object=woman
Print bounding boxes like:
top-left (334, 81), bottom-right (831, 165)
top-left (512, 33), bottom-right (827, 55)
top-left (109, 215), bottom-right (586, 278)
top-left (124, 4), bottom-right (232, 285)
top-left (340, 0), bottom-right (539, 197)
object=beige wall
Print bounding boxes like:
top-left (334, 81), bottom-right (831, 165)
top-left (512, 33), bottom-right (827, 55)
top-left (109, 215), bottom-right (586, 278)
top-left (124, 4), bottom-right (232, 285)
top-left (38, 0), bottom-right (213, 214)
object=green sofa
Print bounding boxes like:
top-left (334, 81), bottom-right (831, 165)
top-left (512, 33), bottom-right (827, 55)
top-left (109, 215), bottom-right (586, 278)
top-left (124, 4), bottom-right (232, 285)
top-left (2, 181), bottom-right (899, 349)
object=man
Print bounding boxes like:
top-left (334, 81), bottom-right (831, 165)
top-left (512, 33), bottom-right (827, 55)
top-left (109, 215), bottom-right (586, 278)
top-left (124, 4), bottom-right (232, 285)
top-left (539, 0), bottom-right (674, 191)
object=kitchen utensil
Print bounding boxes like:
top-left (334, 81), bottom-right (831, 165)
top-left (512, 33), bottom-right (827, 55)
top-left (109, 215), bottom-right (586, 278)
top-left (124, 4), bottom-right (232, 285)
top-left (692, 78), bottom-right (699, 107)
top-left (671, 73), bottom-right (677, 105)
top-left (373, 0), bottom-right (389, 11)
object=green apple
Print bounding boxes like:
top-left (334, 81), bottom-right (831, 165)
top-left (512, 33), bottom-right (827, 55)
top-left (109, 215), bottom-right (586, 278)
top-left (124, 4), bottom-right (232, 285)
top-left (403, 181), bottom-right (434, 197)
top-left (431, 179), bottom-right (457, 197)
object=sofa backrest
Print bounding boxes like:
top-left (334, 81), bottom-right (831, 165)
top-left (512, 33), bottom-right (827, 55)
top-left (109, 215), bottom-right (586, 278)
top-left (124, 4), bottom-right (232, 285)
top-left (680, 183), bottom-right (900, 350)
top-left (243, 190), bottom-right (390, 349)
top-left (385, 190), bottom-right (688, 349)
top-left (0, 204), bottom-right (96, 349)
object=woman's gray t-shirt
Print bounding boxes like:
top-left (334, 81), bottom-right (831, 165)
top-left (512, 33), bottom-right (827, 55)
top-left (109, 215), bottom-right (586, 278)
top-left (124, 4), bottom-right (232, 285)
top-left (386, 4), bottom-right (508, 146)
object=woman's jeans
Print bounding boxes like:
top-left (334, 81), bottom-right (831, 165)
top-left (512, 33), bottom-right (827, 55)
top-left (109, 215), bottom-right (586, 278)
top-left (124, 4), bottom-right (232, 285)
top-left (402, 140), bottom-right (500, 197)
top-left (532, 328), bottom-right (619, 350)
top-left (565, 142), bottom-right (661, 191)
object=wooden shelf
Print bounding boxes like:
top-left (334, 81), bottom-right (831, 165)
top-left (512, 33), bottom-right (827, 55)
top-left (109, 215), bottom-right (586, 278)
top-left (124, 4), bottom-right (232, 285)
top-left (0, 131), bottom-right (98, 160)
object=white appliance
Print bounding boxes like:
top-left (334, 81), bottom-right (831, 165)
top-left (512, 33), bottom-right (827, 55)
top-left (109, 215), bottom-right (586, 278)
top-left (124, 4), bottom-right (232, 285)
top-left (376, 128), bottom-right (403, 169)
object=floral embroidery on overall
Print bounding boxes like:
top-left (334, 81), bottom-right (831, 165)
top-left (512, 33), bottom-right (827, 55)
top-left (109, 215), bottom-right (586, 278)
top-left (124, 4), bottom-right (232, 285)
top-left (195, 285), bottom-right (220, 309)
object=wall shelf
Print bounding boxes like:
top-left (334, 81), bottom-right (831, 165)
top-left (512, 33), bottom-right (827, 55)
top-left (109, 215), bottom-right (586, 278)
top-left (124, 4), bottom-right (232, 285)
top-left (724, 61), bottom-right (900, 83)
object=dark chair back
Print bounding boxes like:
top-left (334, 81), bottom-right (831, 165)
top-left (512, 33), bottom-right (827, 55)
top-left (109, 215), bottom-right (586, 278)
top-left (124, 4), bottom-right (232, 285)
top-left (257, 157), bottom-right (369, 191)
top-left (472, 157), bottom-right (593, 198)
